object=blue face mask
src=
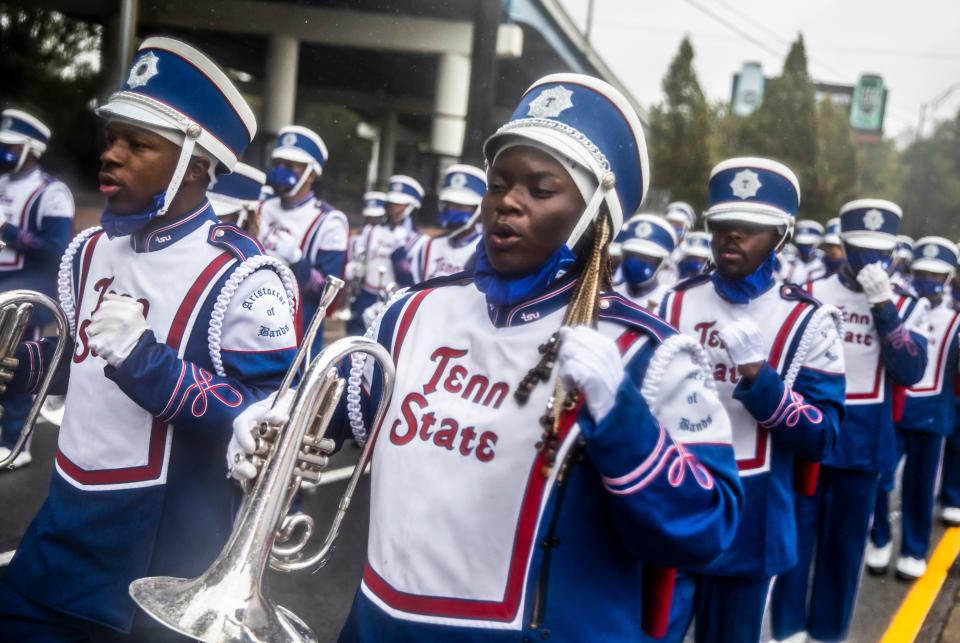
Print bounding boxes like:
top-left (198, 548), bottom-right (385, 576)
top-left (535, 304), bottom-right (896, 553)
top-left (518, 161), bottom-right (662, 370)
top-left (844, 243), bottom-right (893, 274)
top-left (100, 192), bottom-right (166, 239)
top-left (266, 165), bottom-right (300, 195)
top-left (796, 243), bottom-right (817, 261)
top-left (474, 240), bottom-right (577, 307)
top-left (440, 204), bottom-right (475, 229)
top-left (0, 147), bottom-right (20, 173)
top-left (711, 250), bottom-right (778, 304)
top-left (678, 256), bottom-right (707, 279)
top-left (823, 255), bottom-right (844, 275)
top-left (621, 255), bottom-right (660, 288)
top-left (914, 275), bottom-right (946, 299)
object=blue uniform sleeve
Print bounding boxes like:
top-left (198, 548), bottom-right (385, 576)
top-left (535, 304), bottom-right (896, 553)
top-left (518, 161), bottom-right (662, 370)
top-left (2, 336), bottom-right (71, 397)
top-left (733, 363), bottom-right (844, 461)
top-left (1, 217), bottom-right (72, 266)
top-left (290, 248), bottom-right (347, 297)
top-left (873, 300), bottom-right (928, 386)
top-left (579, 337), bottom-right (743, 567)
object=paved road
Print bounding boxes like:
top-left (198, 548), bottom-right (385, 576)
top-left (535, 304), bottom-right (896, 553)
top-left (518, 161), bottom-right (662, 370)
top-left (2, 423), bottom-right (957, 642)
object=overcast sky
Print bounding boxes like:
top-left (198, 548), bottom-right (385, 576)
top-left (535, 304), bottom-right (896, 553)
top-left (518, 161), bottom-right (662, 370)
top-left (557, 0), bottom-right (960, 141)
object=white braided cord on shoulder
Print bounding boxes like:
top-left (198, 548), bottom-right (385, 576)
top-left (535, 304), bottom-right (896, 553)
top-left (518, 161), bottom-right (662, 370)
top-left (57, 226), bottom-right (102, 336)
top-left (346, 287), bottom-right (409, 445)
top-left (640, 333), bottom-right (716, 409)
top-left (782, 304), bottom-right (845, 388)
top-left (207, 255), bottom-right (298, 376)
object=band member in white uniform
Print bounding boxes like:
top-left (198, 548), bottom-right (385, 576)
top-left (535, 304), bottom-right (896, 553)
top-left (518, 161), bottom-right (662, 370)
top-left (781, 219), bottom-right (826, 284)
top-left (0, 37), bottom-right (297, 641)
top-left (613, 214), bottom-right (676, 312)
top-left (0, 109), bottom-right (75, 469)
top-left (676, 231), bottom-right (712, 281)
top-left (206, 161), bottom-right (265, 234)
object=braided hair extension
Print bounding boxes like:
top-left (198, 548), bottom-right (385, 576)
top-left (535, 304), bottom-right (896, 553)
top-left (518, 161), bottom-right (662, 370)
top-left (513, 214), bottom-right (613, 477)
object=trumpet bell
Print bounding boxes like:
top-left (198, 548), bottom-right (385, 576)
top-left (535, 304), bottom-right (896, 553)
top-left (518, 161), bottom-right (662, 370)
top-left (130, 575), bottom-right (316, 643)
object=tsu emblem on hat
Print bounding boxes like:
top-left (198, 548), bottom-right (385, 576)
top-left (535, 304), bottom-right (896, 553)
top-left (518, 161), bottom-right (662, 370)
top-left (272, 125), bottom-right (328, 174)
top-left (731, 169), bottom-right (762, 199)
top-left (484, 73), bottom-right (650, 246)
top-left (912, 236), bottom-right (959, 274)
top-left (620, 214), bottom-right (677, 259)
top-left (385, 174), bottom-right (425, 208)
top-left (839, 199), bottom-right (902, 250)
top-left (281, 132), bottom-right (298, 147)
top-left (127, 52), bottom-right (159, 89)
top-left (704, 157), bottom-right (800, 229)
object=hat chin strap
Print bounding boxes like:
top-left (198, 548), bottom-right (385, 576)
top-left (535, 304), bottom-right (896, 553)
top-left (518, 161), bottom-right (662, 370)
top-left (12, 145), bottom-right (30, 174)
top-left (564, 172), bottom-right (615, 250)
top-left (288, 164), bottom-right (314, 198)
top-left (157, 126), bottom-right (201, 217)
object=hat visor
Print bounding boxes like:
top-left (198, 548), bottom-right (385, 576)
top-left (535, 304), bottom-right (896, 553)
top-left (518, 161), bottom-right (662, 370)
top-left (841, 231), bottom-right (897, 251)
top-left (793, 234), bottom-right (822, 245)
top-left (362, 207), bottom-right (385, 217)
top-left (208, 194), bottom-right (243, 217)
top-left (704, 206), bottom-right (790, 227)
top-left (486, 127), bottom-right (597, 176)
top-left (96, 100), bottom-right (183, 135)
top-left (0, 132), bottom-right (31, 145)
top-left (622, 238), bottom-right (670, 259)
top-left (272, 147), bottom-right (319, 169)
top-left (385, 194), bottom-right (419, 206)
top-left (439, 187), bottom-right (483, 206)
top-left (911, 258), bottom-right (955, 274)
top-left (823, 235), bottom-right (841, 245)
top-left (683, 248), bottom-right (713, 259)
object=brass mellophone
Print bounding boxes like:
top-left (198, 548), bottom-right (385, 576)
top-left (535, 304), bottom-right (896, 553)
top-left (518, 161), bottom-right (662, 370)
top-left (129, 276), bottom-right (397, 643)
top-left (0, 289), bottom-right (70, 469)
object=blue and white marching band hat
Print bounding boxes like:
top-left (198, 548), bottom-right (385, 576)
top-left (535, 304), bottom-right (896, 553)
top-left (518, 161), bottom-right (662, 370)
top-left (272, 125), bottom-right (328, 175)
top-left (385, 175), bottom-right (424, 208)
top-left (665, 201), bottom-right (696, 228)
top-left (0, 109), bottom-right (50, 154)
top-left (911, 236), bottom-right (957, 274)
top-left (794, 219), bottom-right (825, 246)
top-left (839, 199), bottom-right (902, 251)
top-left (207, 162), bottom-right (265, 217)
top-left (823, 217), bottom-right (841, 245)
top-left (96, 37), bottom-right (256, 218)
top-left (704, 157), bottom-right (800, 231)
top-left (483, 73), bottom-right (650, 248)
top-left (362, 191), bottom-right (386, 217)
top-left (682, 231), bottom-right (713, 259)
top-left (895, 235), bottom-right (915, 261)
top-left (620, 214), bottom-right (677, 259)
top-left (439, 164), bottom-right (487, 206)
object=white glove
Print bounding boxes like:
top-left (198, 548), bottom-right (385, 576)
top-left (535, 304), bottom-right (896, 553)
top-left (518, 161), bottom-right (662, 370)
top-left (265, 229), bottom-right (303, 265)
top-left (362, 301), bottom-right (386, 329)
top-left (718, 319), bottom-right (766, 366)
top-left (227, 390), bottom-right (297, 481)
top-left (557, 326), bottom-right (623, 423)
top-left (856, 262), bottom-right (893, 304)
top-left (87, 294), bottom-right (150, 367)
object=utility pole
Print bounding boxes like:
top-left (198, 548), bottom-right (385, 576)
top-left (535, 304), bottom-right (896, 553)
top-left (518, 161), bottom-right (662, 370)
top-left (461, 0), bottom-right (503, 165)
top-left (585, 0), bottom-right (596, 41)
top-left (916, 82), bottom-right (960, 141)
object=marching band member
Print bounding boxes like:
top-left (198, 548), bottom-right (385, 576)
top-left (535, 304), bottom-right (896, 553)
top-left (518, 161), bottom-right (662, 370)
top-left (614, 213), bottom-right (677, 312)
top-left (0, 109), bottom-right (75, 469)
top-left (659, 158), bottom-right (846, 643)
top-left (781, 219), bottom-right (826, 284)
top-left (676, 231), bottom-right (712, 280)
top-left (408, 164), bottom-right (485, 284)
top-left (0, 38), bottom-right (297, 641)
top-left (770, 199), bottom-right (928, 643)
top-left (820, 217), bottom-right (844, 278)
top-left (661, 201), bottom-right (697, 285)
top-left (259, 125), bottom-right (348, 354)
top-left (867, 237), bottom-right (960, 579)
top-left (206, 161), bottom-right (265, 234)
top-left (231, 73), bottom-right (744, 642)
top-left (346, 175), bottom-right (423, 335)
top-left (891, 234), bottom-right (915, 292)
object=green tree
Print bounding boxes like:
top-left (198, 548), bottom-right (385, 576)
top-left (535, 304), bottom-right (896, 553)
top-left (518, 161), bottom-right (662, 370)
top-left (806, 98), bottom-right (859, 218)
top-left (647, 37), bottom-right (714, 212)
top-left (898, 112), bottom-right (960, 239)
top-left (0, 5), bottom-right (102, 183)
top-left (857, 138), bottom-right (901, 202)
top-left (738, 36), bottom-right (818, 205)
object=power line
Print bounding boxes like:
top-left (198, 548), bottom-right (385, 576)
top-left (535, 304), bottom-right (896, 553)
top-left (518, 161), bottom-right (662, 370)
top-left (679, 0), bottom-right (786, 61)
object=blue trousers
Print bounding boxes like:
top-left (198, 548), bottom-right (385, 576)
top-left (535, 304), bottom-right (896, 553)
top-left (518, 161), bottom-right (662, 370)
top-left (0, 580), bottom-right (190, 642)
top-left (769, 466), bottom-right (879, 642)
top-left (871, 429), bottom-right (944, 559)
top-left (941, 427), bottom-right (960, 508)
top-left (347, 289), bottom-right (378, 337)
top-left (658, 572), bottom-right (771, 643)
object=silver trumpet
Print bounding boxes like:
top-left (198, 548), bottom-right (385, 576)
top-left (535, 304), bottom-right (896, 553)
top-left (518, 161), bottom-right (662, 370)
top-left (129, 276), bottom-right (397, 643)
top-left (0, 289), bottom-right (70, 468)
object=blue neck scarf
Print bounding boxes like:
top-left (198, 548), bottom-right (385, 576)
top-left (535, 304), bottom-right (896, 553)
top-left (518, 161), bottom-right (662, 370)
top-left (678, 257), bottom-right (707, 279)
top-left (843, 243), bottom-right (892, 274)
top-left (440, 205), bottom-right (475, 229)
top-left (474, 240), bottom-right (577, 307)
top-left (621, 256), bottom-right (660, 290)
top-left (823, 255), bottom-right (844, 275)
top-left (914, 275), bottom-right (945, 299)
top-left (100, 192), bottom-right (166, 239)
top-left (266, 165), bottom-right (300, 196)
top-left (711, 250), bottom-right (778, 304)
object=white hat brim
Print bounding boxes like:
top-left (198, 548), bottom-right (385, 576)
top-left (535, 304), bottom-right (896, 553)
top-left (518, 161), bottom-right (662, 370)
top-left (911, 258), bottom-right (954, 274)
top-left (841, 231), bottom-right (897, 251)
